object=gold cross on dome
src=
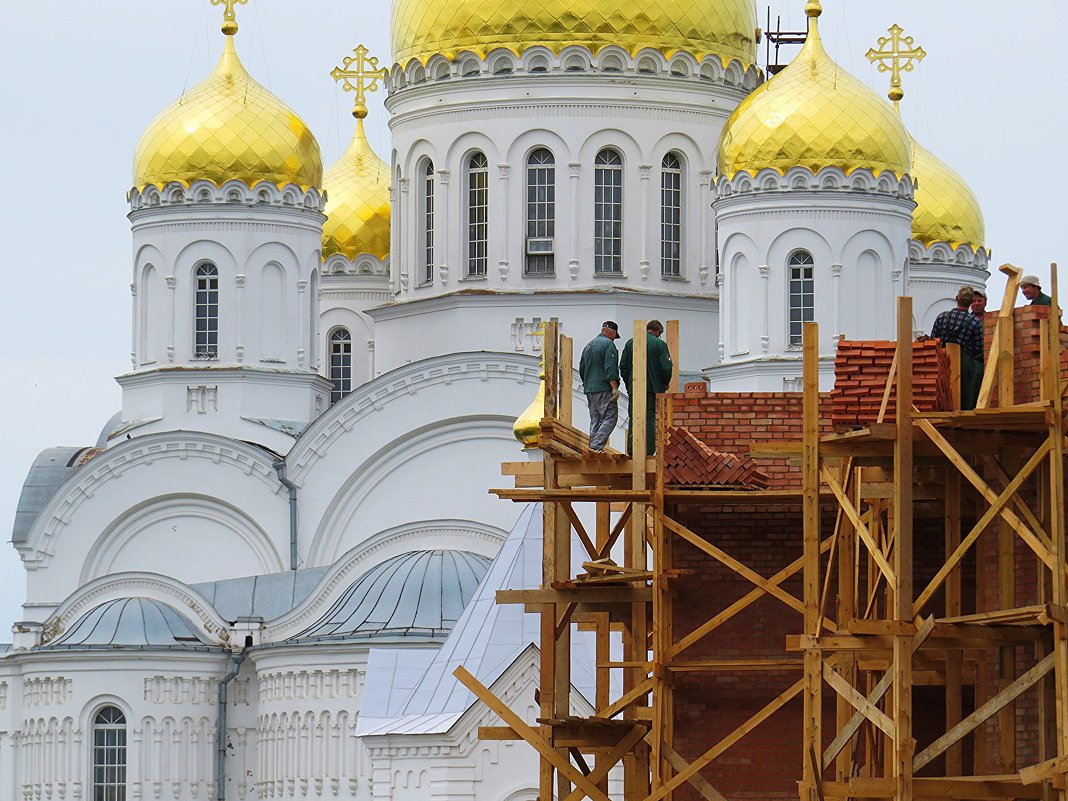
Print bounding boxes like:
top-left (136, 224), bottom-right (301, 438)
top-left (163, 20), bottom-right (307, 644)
top-left (331, 45), bottom-right (388, 120)
top-left (211, 0), bottom-right (249, 36)
top-left (866, 24), bottom-right (926, 108)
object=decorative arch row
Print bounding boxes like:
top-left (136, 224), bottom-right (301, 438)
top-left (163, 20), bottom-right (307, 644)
top-left (413, 147), bottom-right (691, 283)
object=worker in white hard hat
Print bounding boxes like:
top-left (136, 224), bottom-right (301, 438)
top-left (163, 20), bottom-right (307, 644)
top-left (1020, 275), bottom-right (1052, 307)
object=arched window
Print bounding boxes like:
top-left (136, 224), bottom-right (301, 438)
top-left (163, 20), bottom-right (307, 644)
top-left (525, 149), bottom-right (556, 275)
top-left (329, 328), bottom-right (353, 404)
top-left (660, 153), bottom-right (683, 277)
top-left (92, 706), bottom-right (127, 801)
top-left (594, 149), bottom-right (623, 274)
top-left (466, 152), bottom-right (489, 278)
top-left (422, 160), bottom-right (435, 285)
top-left (194, 263), bottom-right (219, 359)
top-left (789, 251), bottom-right (815, 348)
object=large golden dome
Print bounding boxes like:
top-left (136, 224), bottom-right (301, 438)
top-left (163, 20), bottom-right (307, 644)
top-left (391, 0), bottom-right (758, 67)
top-left (717, 3), bottom-right (911, 180)
top-left (910, 137), bottom-right (984, 250)
top-left (322, 121), bottom-right (391, 261)
top-left (133, 37), bottom-right (322, 191)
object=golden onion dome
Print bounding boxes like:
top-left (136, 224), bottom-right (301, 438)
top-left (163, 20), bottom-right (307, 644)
top-left (391, 0), bottom-right (758, 67)
top-left (910, 137), bottom-right (985, 250)
top-left (133, 36), bottom-right (323, 191)
top-left (322, 120), bottom-right (391, 261)
top-left (717, 2), bottom-right (911, 180)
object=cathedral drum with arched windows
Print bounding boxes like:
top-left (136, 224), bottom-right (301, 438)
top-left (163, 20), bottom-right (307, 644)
top-left (374, 0), bottom-right (763, 373)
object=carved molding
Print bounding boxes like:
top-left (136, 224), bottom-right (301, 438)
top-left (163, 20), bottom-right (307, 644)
top-left (713, 166), bottom-right (915, 202)
top-left (129, 179), bottom-right (325, 213)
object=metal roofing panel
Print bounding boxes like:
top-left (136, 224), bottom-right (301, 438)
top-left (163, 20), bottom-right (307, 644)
top-left (46, 598), bottom-right (211, 650)
top-left (12, 447), bottom-right (88, 544)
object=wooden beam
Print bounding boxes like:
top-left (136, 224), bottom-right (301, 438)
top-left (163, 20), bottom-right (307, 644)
top-left (822, 616), bottom-right (935, 770)
top-left (498, 587), bottom-right (652, 605)
top-left (661, 744), bottom-right (728, 801)
top-left (643, 678), bottom-right (806, 801)
top-left (803, 321), bottom-right (822, 801)
top-left (976, 263), bottom-right (1022, 408)
top-left (666, 535), bottom-right (835, 660)
top-left (913, 436), bottom-right (1054, 614)
top-left (822, 466), bottom-right (897, 586)
top-left (492, 488), bottom-right (654, 503)
top-left (452, 666), bottom-right (613, 801)
top-left (913, 652), bottom-right (1055, 770)
top-left (822, 661), bottom-right (895, 739)
top-left (560, 335), bottom-right (574, 426)
top-left (596, 677), bottom-right (654, 720)
top-left (893, 296), bottom-right (915, 801)
top-left (664, 515), bottom-right (828, 624)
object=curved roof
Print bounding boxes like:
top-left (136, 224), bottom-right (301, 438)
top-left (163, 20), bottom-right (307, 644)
top-left (911, 136), bottom-right (985, 250)
top-left (291, 550), bottom-right (490, 643)
top-left (193, 566), bottom-right (331, 622)
top-left (46, 598), bottom-right (212, 650)
top-left (391, 0), bottom-right (758, 67)
top-left (717, 3), bottom-right (911, 179)
top-left (322, 120), bottom-right (391, 261)
top-left (13, 447), bottom-right (90, 545)
top-left (133, 36), bottom-right (322, 191)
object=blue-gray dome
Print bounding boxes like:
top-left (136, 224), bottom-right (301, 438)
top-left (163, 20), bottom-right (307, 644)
top-left (46, 598), bottom-right (212, 650)
top-left (292, 550), bottom-right (490, 643)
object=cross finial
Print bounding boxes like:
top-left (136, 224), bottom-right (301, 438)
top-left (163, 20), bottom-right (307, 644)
top-left (866, 24), bottom-right (926, 110)
top-left (331, 45), bottom-right (388, 120)
top-left (210, 0), bottom-right (249, 36)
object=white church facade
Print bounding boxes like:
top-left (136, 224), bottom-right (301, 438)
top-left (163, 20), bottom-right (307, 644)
top-left (9, 0), bottom-right (988, 799)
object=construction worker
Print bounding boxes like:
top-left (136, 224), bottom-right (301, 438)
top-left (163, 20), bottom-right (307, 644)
top-left (620, 320), bottom-right (673, 455)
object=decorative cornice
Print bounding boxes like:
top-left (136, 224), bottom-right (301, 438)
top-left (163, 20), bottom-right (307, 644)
top-left (387, 45), bottom-right (760, 97)
top-left (714, 166), bottom-right (915, 203)
top-left (908, 238), bottom-right (990, 268)
top-left (129, 179), bottom-right (326, 213)
top-left (322, 252), bottom-right (390, 277)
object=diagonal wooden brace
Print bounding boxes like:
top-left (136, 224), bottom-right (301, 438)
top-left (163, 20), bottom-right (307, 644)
top-left (453, 665), bottom-right (613, 801)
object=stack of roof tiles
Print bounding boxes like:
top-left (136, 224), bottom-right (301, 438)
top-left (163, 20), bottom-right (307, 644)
top-left (831, 340), bottom-right (951, 429)
top-left (663, 426), bottom-right (770, 489)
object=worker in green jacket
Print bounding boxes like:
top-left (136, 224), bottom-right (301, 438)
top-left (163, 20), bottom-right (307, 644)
top-left (578, 321), bottom-right (621, 452)
top-left (620, 320), bottom-right (674, 456)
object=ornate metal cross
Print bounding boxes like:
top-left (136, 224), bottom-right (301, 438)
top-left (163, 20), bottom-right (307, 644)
top-left (331, 45), bottom-right (388, 119)
top-left (866, 24), bottom-right (926, 107)
top-left (210, 0), bottom-right (249, 35)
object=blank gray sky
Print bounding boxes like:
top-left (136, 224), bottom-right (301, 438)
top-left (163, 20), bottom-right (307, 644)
top-left (0, 1), bottom-right (1063, 633)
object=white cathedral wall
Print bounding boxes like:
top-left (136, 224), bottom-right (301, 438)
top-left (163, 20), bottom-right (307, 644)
top-left (16, 432), bottom-right (289, 617)
top-left (0, 650), bottom-right (228, 801)
top-left (122, 183), bottom-right (333, 450)
top-left (250, 646), bottom-right (372, 801)
top-left (710, 168), bottom-right (916, 391)
top-left (369, 292), bottom-right (718, 376)
top-left (908, 240), bottom-right (991, 334)
top-left (288, 352), bottom-right (548, 568)
top-left (386, 48), bottom-right (754, 300)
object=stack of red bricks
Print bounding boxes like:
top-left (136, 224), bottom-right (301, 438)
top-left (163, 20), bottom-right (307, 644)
top-left (663, 425), bottom-right (771, 489)
top-left (831, 340), bottom-right (951, 429)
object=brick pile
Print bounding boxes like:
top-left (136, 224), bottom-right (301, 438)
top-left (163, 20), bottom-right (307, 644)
top-left (830, 339), bottom-right (951, 429)
top-left (663, 426), bottom-right (770, 489)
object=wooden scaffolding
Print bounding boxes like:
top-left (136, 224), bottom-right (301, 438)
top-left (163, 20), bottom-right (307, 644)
top-left (457, 261), bottom-right (1068, 801)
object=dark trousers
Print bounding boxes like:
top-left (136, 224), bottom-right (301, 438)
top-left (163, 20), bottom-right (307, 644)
top-left (626, 394), bottom-right (659, 456)
top-left (961, 352), bottom-right (982, 410)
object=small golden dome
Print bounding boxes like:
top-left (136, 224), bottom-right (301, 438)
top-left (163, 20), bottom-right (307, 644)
top-left (513, 380), bottom-right (546, 447)
top-left (910, 137), bottom-right (985, 250)
top-left (322, 120), bottom-right (391, 261)
top-left (133, 37), bottom-right (323, 191)
top-left (391, 0), bottom-right (758, 67)
top-left (717, 5), bottom-right (911, 180)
